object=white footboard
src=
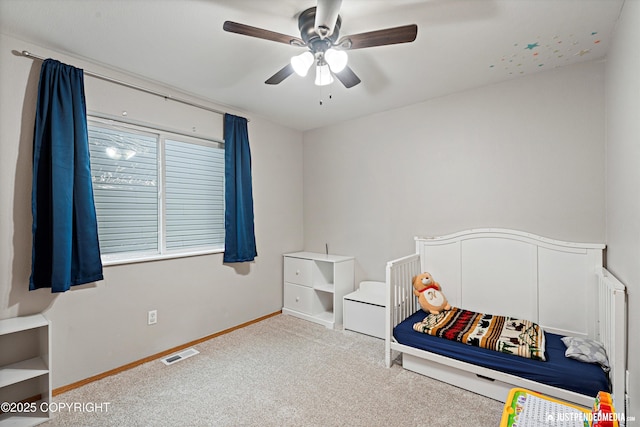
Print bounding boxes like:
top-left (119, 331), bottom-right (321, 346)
top-left (385, 253), bottom-right (420, 368)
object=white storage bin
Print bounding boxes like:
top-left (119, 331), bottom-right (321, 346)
top-left (343, 281), bottom-right (386, 339)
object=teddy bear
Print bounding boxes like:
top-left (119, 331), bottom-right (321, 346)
top-left (412, 272), bottom-right (451, 315)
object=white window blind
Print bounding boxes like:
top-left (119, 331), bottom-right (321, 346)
top-left (165, 139), bottom-right (225, 250)
top-left (87, 119), bottom-right (225, 262)
top-left (89, 125), bottom-right (158, 254)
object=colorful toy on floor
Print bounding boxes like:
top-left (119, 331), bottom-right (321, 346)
top-left (500, 388), bottom-right (623, 427)
top-left (592, 391), bottom-right (620, 427)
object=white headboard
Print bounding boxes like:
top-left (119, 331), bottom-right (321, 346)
top-left (415, 229), bottom-right (605, 338)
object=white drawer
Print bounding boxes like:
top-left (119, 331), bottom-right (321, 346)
top-left (284, 282), bottom-right (319, 315)
top-left (284, 257), bottom-right (312, 286)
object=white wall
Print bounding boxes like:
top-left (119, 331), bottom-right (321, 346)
top-left (605, 0), bottom-right (640, 419)
top-left (0, 33), bottom-right (304, 388)
top-left (303, 61), bottom-right (606, 283)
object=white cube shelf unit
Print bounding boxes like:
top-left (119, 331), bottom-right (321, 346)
top-left (283, 252), bottom-right (354, 329)
top-left (0, 314), bottom-right (51, 426)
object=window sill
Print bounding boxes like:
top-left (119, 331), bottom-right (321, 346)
top-left (101, 248), bottom-right (224, 267)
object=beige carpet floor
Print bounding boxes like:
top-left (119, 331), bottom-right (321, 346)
top-left (42, 314), bottom-right (503, 426)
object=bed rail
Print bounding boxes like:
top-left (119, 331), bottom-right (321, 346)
top-left (385, 253), bottom-right (421, 367)
top-left (597, 267), bottom-right (627, 415)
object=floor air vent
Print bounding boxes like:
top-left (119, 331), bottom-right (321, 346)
top-left (161, 347), bottom-right (199, 366)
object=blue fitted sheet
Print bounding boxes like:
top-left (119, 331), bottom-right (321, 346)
top-left (393, 310), bottom-right (610, 397)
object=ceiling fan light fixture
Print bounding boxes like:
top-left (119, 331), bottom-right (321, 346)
top-left (315, 63), bottom-right (334, 86)
top-left (324, 48), bottom-right (348, 73)
top-left (291, 51), bottom-right (314, 76)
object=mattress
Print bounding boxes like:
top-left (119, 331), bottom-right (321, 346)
top-left (394, 310), bottom-right (610, 397)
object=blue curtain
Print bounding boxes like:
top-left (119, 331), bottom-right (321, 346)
top-left (223, 114), bottom-right (257, 263)
top-left (30, 59), bottom-right (103, 293)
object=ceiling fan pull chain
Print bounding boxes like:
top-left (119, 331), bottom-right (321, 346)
top-left (319, 87), bottom-right (334, 106)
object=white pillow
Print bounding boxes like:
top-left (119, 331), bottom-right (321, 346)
top-left (561, 336), bottom-right (610, 372)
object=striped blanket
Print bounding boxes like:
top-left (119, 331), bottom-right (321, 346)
top-left (412, 307), bottom-right (546, 361)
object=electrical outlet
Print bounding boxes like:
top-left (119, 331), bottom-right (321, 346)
top-left (148, 310), bottom-right (157, 325)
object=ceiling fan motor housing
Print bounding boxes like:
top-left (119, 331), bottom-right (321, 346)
top-left (298, 7), bottom-right (341, 53)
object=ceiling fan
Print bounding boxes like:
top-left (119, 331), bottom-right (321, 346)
top-left (223, 0), bottom-right (418, 88)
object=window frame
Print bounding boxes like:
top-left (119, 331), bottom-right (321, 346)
top-left (87, 116), bottom-right (225, 266)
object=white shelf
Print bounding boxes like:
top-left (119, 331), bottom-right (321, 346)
top-left (0, 413), bottom-right (50, 427)
top-left (314, 284), bottom-right (334, 293)
top-left (283, 252), bottom-right (354, 263)
top-left (0, 315), bottom-right (50, 426)
top-left (0, 357), bottom-right (49, 388)
top-left (315, 311), bottom-right (334, 323)
top-left (0, 316), bottom-right (48, 336)
top-left (283, 252), bottom-right (354, 329)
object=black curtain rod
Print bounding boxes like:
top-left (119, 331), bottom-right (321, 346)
top-left (20, 50), bottom-right (246, 120)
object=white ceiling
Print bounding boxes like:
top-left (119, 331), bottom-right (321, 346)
top-left (0, 0), bottom-right (624, 131)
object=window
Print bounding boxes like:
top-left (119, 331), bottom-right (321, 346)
top-left (88, 118), bottom-right (224, 264)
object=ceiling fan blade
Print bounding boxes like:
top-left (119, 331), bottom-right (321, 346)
top-left (334, 65), bottom-right (361, 88)
top-left (223, 21), bottom-right (305, 46)
top-left (338, 24), bottom-right (417, 50)
top-left (265, 64), bottom-right (295, 85)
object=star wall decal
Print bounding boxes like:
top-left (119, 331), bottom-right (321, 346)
top-left (489, 31), bottom-right (604, 76)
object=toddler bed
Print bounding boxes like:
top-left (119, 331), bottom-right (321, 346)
top-left (384, 229), bottom-right (626, 412)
